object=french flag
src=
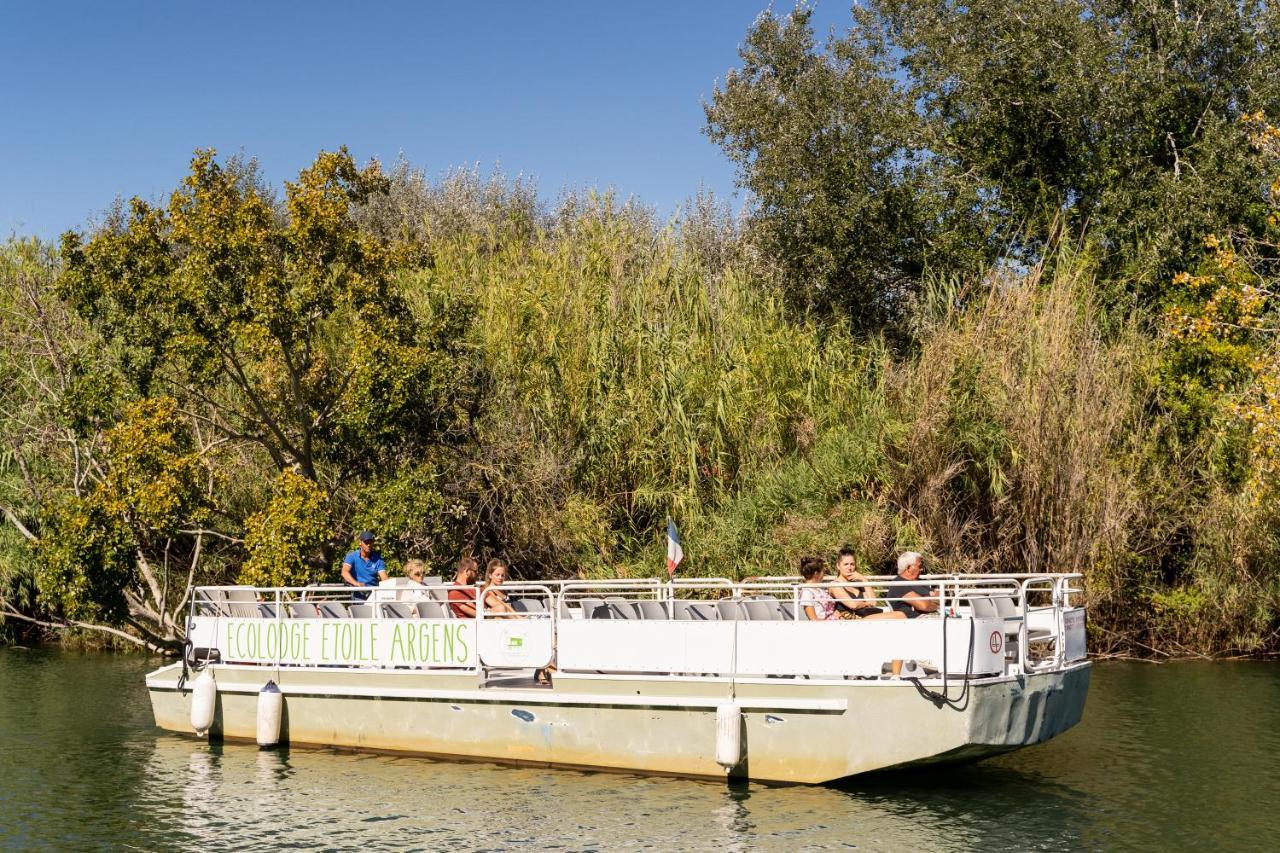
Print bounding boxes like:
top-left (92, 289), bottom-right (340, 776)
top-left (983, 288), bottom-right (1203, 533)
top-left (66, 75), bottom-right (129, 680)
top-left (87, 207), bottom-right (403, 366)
top-left (666, 519), bottom-right (684, 578)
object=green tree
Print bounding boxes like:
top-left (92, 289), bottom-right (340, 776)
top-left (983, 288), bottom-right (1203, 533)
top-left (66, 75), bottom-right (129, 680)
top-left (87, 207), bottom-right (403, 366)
top-left (57, 149), bottom-right (474, 572)
top-left (705, 1), bottom-right (1280, 326)
top-left (34, 397), bottom-right (211, 650)
top-left (239, 469), bottom-right (330, 588)
top-left (704, 6), bottom-right (983, 328)
top-left (58, 148), bottom-right (466, 484)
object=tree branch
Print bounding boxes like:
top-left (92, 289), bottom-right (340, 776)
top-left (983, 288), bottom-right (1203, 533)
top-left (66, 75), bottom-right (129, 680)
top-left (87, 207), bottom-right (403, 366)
top-left (0, 503), bottom-right (37, 542)
top-left (0, 601), bottom-right (170, 654)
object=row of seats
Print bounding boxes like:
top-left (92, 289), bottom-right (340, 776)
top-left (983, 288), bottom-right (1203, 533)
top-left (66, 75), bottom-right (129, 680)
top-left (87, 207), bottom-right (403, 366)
top-left (573, 596), bottom-right (801, 621)
top-left (275, 598), bottom-right (550, 619)
top-left (195, 587), bottom-right (551, 619)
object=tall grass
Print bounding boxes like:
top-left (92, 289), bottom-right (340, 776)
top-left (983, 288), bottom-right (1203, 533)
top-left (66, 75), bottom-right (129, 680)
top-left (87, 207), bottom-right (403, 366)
top-left (385, 190), bottom-right (1277, 655)
top-left (406, 193), bottom-right (871, 573)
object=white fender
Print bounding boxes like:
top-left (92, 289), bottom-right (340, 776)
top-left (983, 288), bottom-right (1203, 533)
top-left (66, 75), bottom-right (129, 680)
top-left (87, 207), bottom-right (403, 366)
top-left (256, 680), bottom-right (283, 748)
top-left (190, 670), bottom-right (216, 736)
top-left (715, 702), bottom-right (741, 771)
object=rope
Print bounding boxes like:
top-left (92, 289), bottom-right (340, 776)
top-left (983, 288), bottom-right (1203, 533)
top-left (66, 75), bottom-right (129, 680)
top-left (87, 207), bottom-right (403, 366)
top-left (907, 611), bottom-right (975, 711)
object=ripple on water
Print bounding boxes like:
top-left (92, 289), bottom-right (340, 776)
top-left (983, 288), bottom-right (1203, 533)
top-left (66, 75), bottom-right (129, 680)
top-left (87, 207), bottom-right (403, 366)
top-left (1, 650), bottom-right (1278, 851)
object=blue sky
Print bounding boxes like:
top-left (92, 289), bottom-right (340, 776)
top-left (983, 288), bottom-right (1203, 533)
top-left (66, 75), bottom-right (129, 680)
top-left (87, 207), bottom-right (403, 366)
top-left (1, 1), bottom-right (850, 239)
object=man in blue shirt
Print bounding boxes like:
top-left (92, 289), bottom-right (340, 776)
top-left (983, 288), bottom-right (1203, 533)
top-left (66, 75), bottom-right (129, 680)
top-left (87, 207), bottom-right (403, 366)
top-left (341, 531), bottom-right (388, 596)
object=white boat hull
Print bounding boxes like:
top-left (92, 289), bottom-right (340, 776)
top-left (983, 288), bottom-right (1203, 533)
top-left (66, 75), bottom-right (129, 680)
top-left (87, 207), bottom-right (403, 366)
top-left (146, 661), bottom-right (1089, 784)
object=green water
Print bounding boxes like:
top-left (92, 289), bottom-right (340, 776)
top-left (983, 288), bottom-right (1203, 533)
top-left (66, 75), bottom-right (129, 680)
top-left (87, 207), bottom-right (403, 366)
top-left (0, 649), bottom-right (1276, 851)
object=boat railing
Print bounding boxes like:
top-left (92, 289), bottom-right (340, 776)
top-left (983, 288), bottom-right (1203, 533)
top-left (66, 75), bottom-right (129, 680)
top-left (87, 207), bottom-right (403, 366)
top-left (185, 573), bottom-right (1085, 678)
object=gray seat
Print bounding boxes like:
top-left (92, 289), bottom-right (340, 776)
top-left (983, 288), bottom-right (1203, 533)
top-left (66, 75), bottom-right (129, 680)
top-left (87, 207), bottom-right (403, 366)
top-left (349, 604), bottom-right (374, 618)
top-left (258, 603), bottom-right (279, 619)
top-left (992, 595), bottom-right (1053, 640)
top-left (225, 587), bottom-right (261, 618)
top-left (676, 601), bottom-right (720, 621)
top-left (285, 602), bottom-right (319, 619)
top-left (511, 598), bottom-right (547, 615)
top-left (194, 588), bottom-right (227, 616)
top-left (743, 597), bottom-right (778, 621)
top-left (578, 597), bottom-right (611, 619)
top-left (317, 601), bottom-right (349, 618)
top-left (382, 602), bottom-right (416, 619)
top-left (416, 600), bottom-right (449, 619)
top-left (605, 597), bottom-right (639, 619)
top-left (970, 597), bottom-right (998, 619)
top-left (636, 600), bottom-right (669, 620)
top-left (716, 598), bottom-right (746, 621)
top-left (422, 575), bottom-right (442, 586)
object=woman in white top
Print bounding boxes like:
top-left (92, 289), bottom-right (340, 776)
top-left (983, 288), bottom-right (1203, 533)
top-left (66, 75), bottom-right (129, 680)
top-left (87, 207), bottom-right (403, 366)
top-left (797, 556), bottom-right (838, 621)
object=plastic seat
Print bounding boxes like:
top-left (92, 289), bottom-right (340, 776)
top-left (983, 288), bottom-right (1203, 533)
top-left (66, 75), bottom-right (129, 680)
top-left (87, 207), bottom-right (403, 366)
top-left (511, 598), bottom-right (547, 615)
top-left (382, 602), bottom-right (416, 619)
top-left (416, 600), bottom-right (448, 619)
top-left (578, 597), bottom-right (611, 619)
top-left (317, 601), bottom-right (349, 618)
top-left (225, 587), bottom-right (261, 618)
top-left (605, 597), bottom-right (638, 619)
top-left (349, 604), bottom-right (374, 618)
top-left (676, 601), bottom-right (720, 621)
top-left (636, 600), bottom-right (669, 620)
top-left (194, 588), bottom-right (227, 616)
top-left (285, 602), bottom-right (319, 619)
top-left (970, 597), bottom-right (998, 619)
top-left (993, 596), bottom-right (1053, 640)
top-left (716, 598), bottom-right (746, 620)
top-left (258, 603), bottom-right (279, 619)
top-left (743, 597), bottom-right (778, 621)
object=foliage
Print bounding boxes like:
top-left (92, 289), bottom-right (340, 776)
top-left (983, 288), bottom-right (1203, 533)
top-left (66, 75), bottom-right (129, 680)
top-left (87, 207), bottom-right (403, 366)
top-left (705, 1), bottom-right (1280, 327)
top-left (33, 397), bottom-right (208, 627)
top-left (239, 470), bottom-right (330, 588)
top-left (350, 462), bottom-right (459, 570)
top-left (57, 148), bottom-right (465, 486)
top-left (6, 118), bottom-right (1280, 655)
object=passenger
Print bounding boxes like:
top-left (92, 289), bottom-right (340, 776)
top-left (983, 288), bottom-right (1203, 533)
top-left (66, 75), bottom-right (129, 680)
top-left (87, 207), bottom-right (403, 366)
top-left (797, 556), bottom-right (838, 621)
top-left (480, 559), bottom-right (520, 618)
top-left (396, 559), bottom-right (431, 602)
top-left (448, 556), bottom-right (479, 618)
top-left (887, 551), bottom-right (939, 618)
top-left (829, 547), bottom-right (879, 618)
top-left (830, 547), bottom-right (906, 621)
top-left (341, 531), bottom-right (388, 600)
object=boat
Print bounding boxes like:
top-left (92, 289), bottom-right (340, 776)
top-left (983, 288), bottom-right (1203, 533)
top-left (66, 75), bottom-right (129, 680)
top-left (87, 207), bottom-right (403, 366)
top-left (145, 573), bottom-right (1090, 784)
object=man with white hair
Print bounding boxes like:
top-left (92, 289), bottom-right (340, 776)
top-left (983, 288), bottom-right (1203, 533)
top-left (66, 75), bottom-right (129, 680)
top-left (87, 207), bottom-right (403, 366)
top-left (887, 551), bottom-right (938, 618)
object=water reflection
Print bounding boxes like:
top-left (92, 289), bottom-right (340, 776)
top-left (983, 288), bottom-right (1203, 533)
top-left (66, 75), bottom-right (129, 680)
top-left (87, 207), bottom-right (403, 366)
top-left (2, 650), bottom-right (1278, 851)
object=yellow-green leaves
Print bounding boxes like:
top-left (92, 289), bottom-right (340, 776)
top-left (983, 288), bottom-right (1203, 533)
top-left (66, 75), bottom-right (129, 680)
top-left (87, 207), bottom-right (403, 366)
top-left (35, 397), bottom-right (209, 622)
top-left (239, 470), bottom-right (329, 588)
top-left (100, 398), bottom-right (206, 534)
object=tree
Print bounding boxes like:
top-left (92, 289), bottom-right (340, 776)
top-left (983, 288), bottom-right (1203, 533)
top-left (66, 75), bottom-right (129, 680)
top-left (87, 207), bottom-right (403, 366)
top-left (705, 6), bottom-right (984, 328)
top-left (33, 397), bottom-right (213, 650)
top-left (57, 148), bottom-right (475, 552)
top-left (705, 2), bottom-right (1280, 328)
top-left (0, 149), bottom-right (479, 647)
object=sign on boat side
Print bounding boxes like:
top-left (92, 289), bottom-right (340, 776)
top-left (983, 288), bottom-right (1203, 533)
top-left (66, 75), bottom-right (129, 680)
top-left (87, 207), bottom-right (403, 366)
top-left (216, 618), bottom-right (476, 667)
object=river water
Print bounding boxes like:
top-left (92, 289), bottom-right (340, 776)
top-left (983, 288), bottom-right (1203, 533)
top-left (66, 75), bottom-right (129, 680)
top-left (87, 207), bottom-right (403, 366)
top-left (0, 649), bottom-right (1276, 851)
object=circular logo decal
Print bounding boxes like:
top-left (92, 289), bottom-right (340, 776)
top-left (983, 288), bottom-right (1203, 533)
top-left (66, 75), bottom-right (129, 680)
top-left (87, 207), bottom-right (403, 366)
top-left (989, 630), bottom-right (1003, 654)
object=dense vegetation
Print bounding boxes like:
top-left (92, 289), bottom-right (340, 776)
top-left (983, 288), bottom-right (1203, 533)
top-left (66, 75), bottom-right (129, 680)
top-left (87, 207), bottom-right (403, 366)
top-left (3, 1), bottom-right (1280, 656)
